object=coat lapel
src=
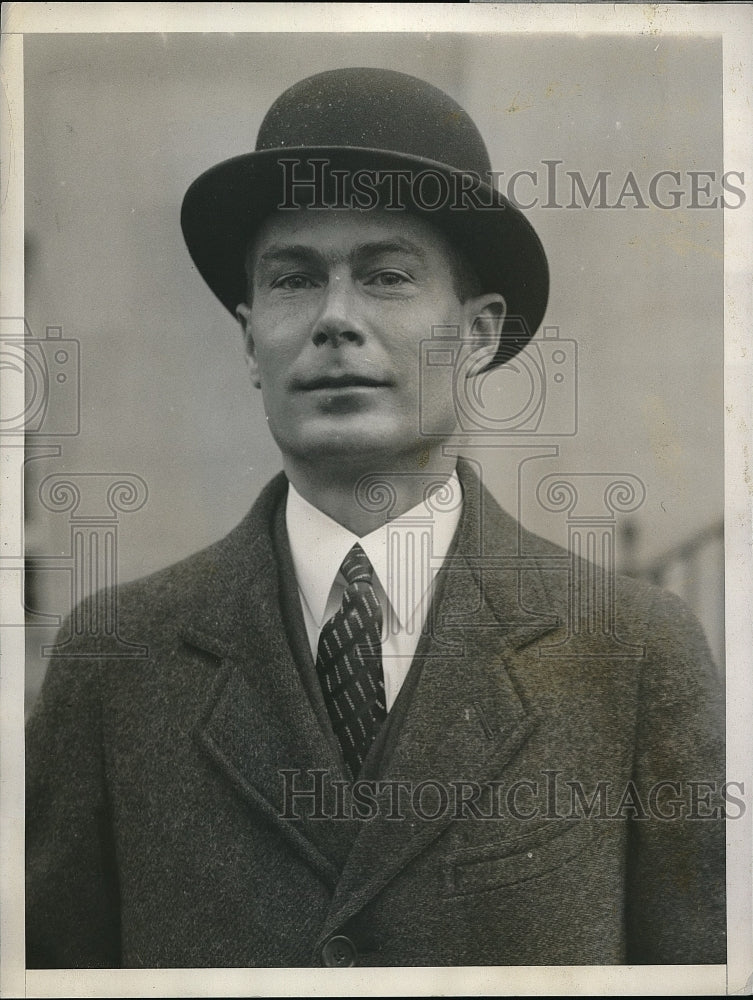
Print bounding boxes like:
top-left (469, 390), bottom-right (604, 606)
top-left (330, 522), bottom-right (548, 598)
top-left (181, 474), bottom-right (354, 884)
top-left (171, 463), bottom-right (564, 923)
top-left (319, 460), bottom-right (564, 937)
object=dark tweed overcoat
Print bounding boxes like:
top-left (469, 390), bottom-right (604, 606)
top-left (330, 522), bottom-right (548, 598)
top-left (26, 461), bottom-right (726, 968)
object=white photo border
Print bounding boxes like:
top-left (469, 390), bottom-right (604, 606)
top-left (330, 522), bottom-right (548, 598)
top-left (1, 4), bottom-right (750, 997)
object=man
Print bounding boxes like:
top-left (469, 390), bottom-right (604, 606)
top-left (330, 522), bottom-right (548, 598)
top-left (26, 68), bottom-right (725, 968)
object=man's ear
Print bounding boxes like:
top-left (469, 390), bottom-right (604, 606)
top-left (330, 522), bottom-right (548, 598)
top-left (235, 303), bottom-right (262, 388)
top-left (463, 293), bottom-right (507, 341)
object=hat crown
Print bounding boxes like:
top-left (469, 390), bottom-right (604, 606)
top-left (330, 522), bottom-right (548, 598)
top-left (256, 68), bottom-right (492, 176)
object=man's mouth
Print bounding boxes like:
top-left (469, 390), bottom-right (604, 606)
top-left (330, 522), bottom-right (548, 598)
top-left (296, 374), bottom-right (390, 391)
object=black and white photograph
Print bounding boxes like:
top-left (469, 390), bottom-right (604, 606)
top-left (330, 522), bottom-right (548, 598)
top-left (1, 4), bottom-right (751, 996)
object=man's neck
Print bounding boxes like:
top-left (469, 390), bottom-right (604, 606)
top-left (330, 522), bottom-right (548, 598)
top-left (282, 449), bottom-right (459, 536)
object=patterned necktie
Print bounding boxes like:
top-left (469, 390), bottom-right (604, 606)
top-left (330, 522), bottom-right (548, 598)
top-left (316, 543), bottom-right (386, 779)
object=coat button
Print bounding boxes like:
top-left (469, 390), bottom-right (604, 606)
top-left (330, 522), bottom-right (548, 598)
top-left (321, 934), bottom-right (357, 967)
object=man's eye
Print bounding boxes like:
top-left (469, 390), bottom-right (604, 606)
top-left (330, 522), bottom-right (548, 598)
top-left (272, 274), bottom-right (317, 291)
top-left (367, 270), bottom-right (411, 287)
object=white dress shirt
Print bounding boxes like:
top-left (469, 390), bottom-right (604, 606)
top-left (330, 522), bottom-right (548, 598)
top-left (285, 471), bottom-right (463, 712)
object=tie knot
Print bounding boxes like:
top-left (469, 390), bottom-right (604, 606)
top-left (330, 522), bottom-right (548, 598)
top-left (340, 543), bottom-right (374, 586)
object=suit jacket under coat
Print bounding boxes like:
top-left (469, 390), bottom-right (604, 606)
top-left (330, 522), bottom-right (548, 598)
top-left (25, 461), bottom-right (726, 968)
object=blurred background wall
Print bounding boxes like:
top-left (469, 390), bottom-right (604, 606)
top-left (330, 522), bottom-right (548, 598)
top-left (22, 33), bottom-right (724, 707)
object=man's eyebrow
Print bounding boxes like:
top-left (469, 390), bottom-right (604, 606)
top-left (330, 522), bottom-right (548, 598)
top-left (254, 244), bottom-right (322, 267)
top-left (254, 238), bottom-right (429, 269)
top-left (349, 240), bottom-right (429, 266)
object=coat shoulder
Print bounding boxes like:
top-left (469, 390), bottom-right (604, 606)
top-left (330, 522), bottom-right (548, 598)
top-left (59, 472), bottom-right (288, 654)
top-left (473, 471), bottom-right (715, 669)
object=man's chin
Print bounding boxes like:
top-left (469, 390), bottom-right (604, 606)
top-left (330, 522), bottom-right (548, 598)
top-left (296, 436), bottom-right (408, 465)
top-left (277, 430), bottom-right (436, 472)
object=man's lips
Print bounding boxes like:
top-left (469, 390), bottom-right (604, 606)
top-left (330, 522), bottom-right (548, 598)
top-left (295, 374), bottom-right (391, 391)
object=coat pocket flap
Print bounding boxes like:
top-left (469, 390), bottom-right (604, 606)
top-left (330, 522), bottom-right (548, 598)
top-left (445, 820), bottom-right (596, 896)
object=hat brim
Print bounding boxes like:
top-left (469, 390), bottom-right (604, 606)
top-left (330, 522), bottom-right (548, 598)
top-left (180, 146), bottom-right (549, 367)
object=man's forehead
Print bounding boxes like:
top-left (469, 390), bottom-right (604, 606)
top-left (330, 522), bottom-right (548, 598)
top-left (249, 207), bottom-right (456, 265)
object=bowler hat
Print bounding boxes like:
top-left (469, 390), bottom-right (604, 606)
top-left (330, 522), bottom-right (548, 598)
top-left (181, 67), bottom-right (549, 366)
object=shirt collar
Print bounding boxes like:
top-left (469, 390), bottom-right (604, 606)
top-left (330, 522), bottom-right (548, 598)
top-left (285, 471), bottom-right (463, 629)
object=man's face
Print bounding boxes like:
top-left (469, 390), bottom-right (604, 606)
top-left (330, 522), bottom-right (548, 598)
top-left (236, 208), bottom-right (503, 471)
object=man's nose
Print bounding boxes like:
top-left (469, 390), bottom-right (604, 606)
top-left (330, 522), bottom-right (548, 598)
top-left (311, 277), bottom-right (366, 348)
